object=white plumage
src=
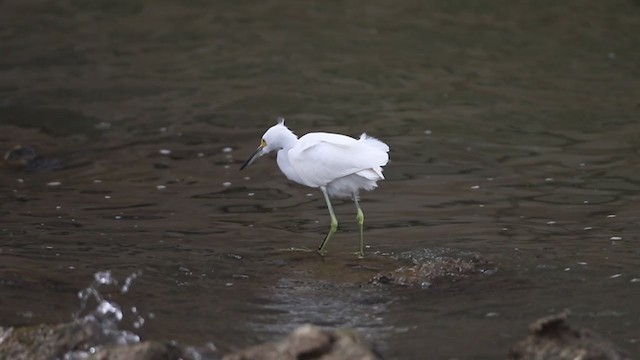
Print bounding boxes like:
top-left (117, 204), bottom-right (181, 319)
top-left (241, 118), bottom-right (390, 257)
top-left (288, 132), bottom-right (388, 197)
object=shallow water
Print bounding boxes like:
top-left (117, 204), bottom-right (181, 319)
top-left (1, 0), bottom-right (640, 358)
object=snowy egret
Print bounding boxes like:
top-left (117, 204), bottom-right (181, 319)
top-left (240, 118), bottom-right (389, 257)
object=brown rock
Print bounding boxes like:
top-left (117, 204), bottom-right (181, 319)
top-left (223, 324), bottom-right (382, 360)
top-left (0, 319), bottom-right (103, 360)
top-left (84, 341), bottom-right (184, 360)
top-left (0, 319), bottom-right (184, 360)
top-left (371, 255), bottom-right (489, 288)
top-left (508, 313), bottom-right (631, 360)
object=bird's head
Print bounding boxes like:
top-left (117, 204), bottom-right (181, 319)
top-left (240, 117), bottom-right (294, 170)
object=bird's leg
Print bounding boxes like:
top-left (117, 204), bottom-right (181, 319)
top-left (317, 186), bottom-right (338, 255)
top-left (353, 193), bottom-right (365, 258)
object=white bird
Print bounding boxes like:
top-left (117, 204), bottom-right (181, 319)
top-left (240, 118), bottom-right (390, 257)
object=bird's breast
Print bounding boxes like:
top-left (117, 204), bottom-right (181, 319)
top-left (276, 149), bottom-right (308, 186)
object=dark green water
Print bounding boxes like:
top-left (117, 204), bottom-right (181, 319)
top-left (1, 1), bottom-right (639, 358)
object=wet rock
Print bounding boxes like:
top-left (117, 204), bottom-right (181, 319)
top-left (0, 318), bottom-right (184, 360)
top-left (0, 320), bottom-right (102, 360)
top-left (83, 341), bottom-right (184, 360)
top-left (2, 144), bottom-right (65, 171)
top-left (371, 255), bottom-right (490, 288)
top-left (223, 324), bottom-right (382, 360)
top-left (3, 144), bottom-right (37, 168)
top-left (508, 313), bottom-right (631, 360)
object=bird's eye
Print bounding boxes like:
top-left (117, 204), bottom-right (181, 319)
top-left (260, 139), bottom-right (267, 147)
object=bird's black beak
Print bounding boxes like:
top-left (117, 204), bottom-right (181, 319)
top-left (240, 146), bottom-right (263, 170)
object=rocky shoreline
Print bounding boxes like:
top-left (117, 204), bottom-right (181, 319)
top-left (0, 313), bottom-right (630, 360)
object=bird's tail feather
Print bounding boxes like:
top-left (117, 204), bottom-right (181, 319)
top-left (359, 133), bottom-right (390, 152)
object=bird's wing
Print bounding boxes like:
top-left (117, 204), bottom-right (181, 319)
top-left (295, 133), bottom-right (358, 152)
top-left (288, 133), bottom-right (389, 188)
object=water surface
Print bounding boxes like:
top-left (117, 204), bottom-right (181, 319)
top-left (1, 0), bottom-right (640, 358)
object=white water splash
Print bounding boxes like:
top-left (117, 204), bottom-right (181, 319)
top-left (64, 271), bottom-right (146, 359)
top-left (120, 272), bottom-right (140, 294)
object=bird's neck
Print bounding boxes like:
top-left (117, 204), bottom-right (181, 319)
top-left (278, 129), bottom-right (298, 150)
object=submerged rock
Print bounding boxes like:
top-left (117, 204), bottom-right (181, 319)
top-left (371, 255), bottom-right (490, 288)
top-left (508, 313), bottom-right (631, 360)
top-left (2, 144), bottom-right (65, 172)
top-left (223, 324), bottom-right (382, 360)
top-left (3, 145), bottom-right (37, 168)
